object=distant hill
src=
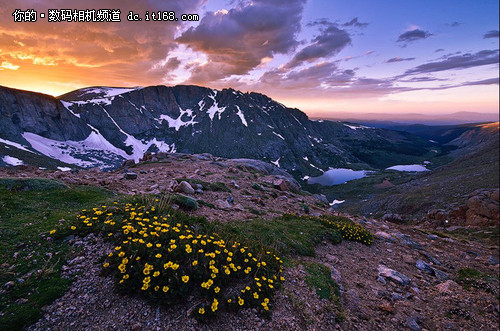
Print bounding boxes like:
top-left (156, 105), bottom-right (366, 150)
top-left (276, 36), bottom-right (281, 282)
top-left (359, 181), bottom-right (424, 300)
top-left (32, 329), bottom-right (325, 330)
top-left (316, 111), bottom-right (499, 126)
top-left (335, 122), bottom-right (499, 217)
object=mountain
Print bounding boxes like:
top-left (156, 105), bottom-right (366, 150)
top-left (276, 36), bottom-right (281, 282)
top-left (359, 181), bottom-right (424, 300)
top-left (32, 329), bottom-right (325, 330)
top-left (315, 111), bottom-right (500, 126)
top-left (0, 85), bottom-right (434, 175)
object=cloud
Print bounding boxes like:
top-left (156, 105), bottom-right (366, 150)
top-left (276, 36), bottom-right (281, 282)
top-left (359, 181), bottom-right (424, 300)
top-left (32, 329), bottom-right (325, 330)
top-left (397, 29), bottom-right (433, 43)
top-left (399, 76), bottom-right (447, 83)
top-left (343, 18), bottom-right (369, 28)
top-left (462, 77), bottom-right (499, 86)
top-left (177, 0), bottom-right (306, 84)
top-left (484, 30), bottom-right (499, 39)
top-left (447, 22), bottom-right (462, 27)
top-left (435, 48), bottom-right (445, 53)
top-left (405, 49), bottom-right (499, 75)
top-left (385, 57), bottom-right (415, 63)
top-left (286, 23), bottom-right (351, 68)
top-left (0, 0), bottom-right (207, 88)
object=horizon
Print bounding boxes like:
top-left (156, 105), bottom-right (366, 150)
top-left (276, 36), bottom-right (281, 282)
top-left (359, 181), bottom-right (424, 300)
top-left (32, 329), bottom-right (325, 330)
top-left (0, 0), bottom-right (498, 117)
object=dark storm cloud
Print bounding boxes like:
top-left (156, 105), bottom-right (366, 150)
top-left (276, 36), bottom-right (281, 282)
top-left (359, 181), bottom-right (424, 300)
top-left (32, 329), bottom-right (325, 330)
top-left (484, 30), bottom-right (500, 39)
top-left (286, 23), bottom-right (351, 68)
top-left (397, 29), bottom-right (433, 43)
top-left (405, 49), bottom-right (499, 75)
top-left (386, 57), bottom-right (415, 63)
top-left (343, 18), bottom-right (369, 28)
top-left (176, 0), bottom-right (306, 84)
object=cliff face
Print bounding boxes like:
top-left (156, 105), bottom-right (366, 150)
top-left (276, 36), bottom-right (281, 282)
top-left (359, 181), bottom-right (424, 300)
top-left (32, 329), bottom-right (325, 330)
top-left (0, 85), bottom-right (432, 173)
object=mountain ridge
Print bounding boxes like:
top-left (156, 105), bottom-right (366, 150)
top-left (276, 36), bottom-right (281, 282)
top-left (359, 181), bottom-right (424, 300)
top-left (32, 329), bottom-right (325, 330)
top-left (0, 84), bottom-right (434, 175)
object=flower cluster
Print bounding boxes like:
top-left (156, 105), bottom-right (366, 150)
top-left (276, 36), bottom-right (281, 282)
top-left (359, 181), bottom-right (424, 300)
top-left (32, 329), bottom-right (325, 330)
top-left (319, 216), bottom-right (373, 245)
top-left (68, 201), bottom-right (284, 319)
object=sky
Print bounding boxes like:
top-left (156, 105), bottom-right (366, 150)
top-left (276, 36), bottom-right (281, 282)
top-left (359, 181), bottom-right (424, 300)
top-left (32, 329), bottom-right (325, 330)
top-left (0, 0), bottom-right (498, 118)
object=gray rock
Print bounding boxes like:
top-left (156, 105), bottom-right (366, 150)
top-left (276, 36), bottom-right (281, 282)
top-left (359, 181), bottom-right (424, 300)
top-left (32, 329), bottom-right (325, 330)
top-left (174, 181), bottom-right (195, 195)
top-left (4, 281), bottom-right (15, 289)
top-left (375, 231), bottom-right (396, 242)
top-left (214, 199), bottom-right (232, 210)
top-left (376, 276), bottom-right (387, 285)
top-left (489, 255), bottom-right (499, 265)
top-left (378, 264), bottom-right (411, 286)
top-left (124, 172), bottom-right (137, 180)
top-left (395, 233), bottom-right (423, 250)
top-left (432, 268), bottom-right (449, 281)
top-left (416, 260), bottom-right (434, 274)
top-left (391, 292), bottom-right (406, 301)
top-left (407, 317), bottom-right (421, 331)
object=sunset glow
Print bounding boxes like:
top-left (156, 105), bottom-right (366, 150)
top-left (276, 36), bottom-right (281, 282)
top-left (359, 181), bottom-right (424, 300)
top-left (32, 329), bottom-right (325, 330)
top-left (0, 0), bottom-right (498, 118)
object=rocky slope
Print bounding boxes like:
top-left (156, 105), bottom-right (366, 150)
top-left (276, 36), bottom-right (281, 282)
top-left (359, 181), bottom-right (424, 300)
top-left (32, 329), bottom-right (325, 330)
top-left (1, 154), bottom-right (498, 330)
top-left (0, 85), bottom-right (433, 175)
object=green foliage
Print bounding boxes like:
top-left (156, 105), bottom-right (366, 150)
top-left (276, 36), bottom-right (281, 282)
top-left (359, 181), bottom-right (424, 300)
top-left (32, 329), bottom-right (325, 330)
top-left (456, 268), bottom-right (498, 293)
top-left (317, 216), bottom-right (373, 245)
top-left (198, 200), bottom-right (216, 209)
top-left (0, 180), bottom-right (114, 330)
top-left (211, 214), bottom-right (343, 257)
top-left (304, 262), bottom-right (345, 322)
top-left (59, 202), bottom-right (284, 320)
top-left (175, 178), bottom-right (231, 192)
top-left (171, 194), bottom-right (199, 210)
top-left (0, 177), bottom-right (67, 191)
top-left (251, 182), bottom-right (264, 191)
top-left (300, 204), bottom-right (310, 214)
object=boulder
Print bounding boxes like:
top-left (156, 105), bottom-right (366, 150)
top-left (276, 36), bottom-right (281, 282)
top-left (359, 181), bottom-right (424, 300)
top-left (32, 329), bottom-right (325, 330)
top-left (214, 199), bottom-right (232, 210)
top-left (124, 172), bottom-right (137, 180)
top-left (382, 213), bottom-right (405, 223)
top-left (465, 188), bottom-right (499, 226)
top-left (378, 264), bottom-right (411, 286)
top-left (272, 177), bottom-right (300, 193)
top-left (174, 181), bottom-right (195, 195)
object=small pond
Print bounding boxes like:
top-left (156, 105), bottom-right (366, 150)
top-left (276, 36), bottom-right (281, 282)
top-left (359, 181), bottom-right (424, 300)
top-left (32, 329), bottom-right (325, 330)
top-left (307, 168), bottom-right (370, 186)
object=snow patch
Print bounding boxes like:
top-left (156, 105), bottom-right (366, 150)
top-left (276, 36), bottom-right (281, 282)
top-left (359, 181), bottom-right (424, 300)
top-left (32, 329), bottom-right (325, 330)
top-left (344, 123), bottom-right (370, 130)
top-left (303, 156), bottom-right (309, 161)
top-left (2, 155), bottom-right (23, 166)
top-left (60, 101), bottom-right (81, 118)
top-left (0, 138), bottom-right (35, 153)
top-left (63, 87), bottom-right (140, 106)
top-left (206, 92), bottom-right (226, 120)
top-left (272, 132), bottom-right (285, 140)
top-left (386, 164), bottom-right (429, 172)
top-left (159, 107), bottom-right (198, 131)
top-left (22, 130), bottom-right (175, 169)
top-left (330, 200), bottom-right (345, 206)
top-left (57, 167), bottom-right (72, 172)
top-left (234, 105), bottom-right (248, 127)
top-left (309, 163), bottom-right (324, 172)
top-left (271, 157), bottom-right (280, 167)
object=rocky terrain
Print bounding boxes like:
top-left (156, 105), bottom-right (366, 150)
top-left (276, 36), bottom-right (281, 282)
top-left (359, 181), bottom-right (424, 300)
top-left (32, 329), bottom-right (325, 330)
top-left (1, 154), bottom-right (498, 330)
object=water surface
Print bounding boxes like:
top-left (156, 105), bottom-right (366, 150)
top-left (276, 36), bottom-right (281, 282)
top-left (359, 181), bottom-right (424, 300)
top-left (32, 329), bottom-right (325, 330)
top-left (308, 168), bottom-right (370, 186)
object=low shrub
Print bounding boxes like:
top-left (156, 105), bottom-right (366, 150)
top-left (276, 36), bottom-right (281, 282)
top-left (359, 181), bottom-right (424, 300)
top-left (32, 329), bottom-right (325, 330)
top-left (317, 215), bottom-right (373, 245)
top-left (55, 201), bottom-right (284, 320)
